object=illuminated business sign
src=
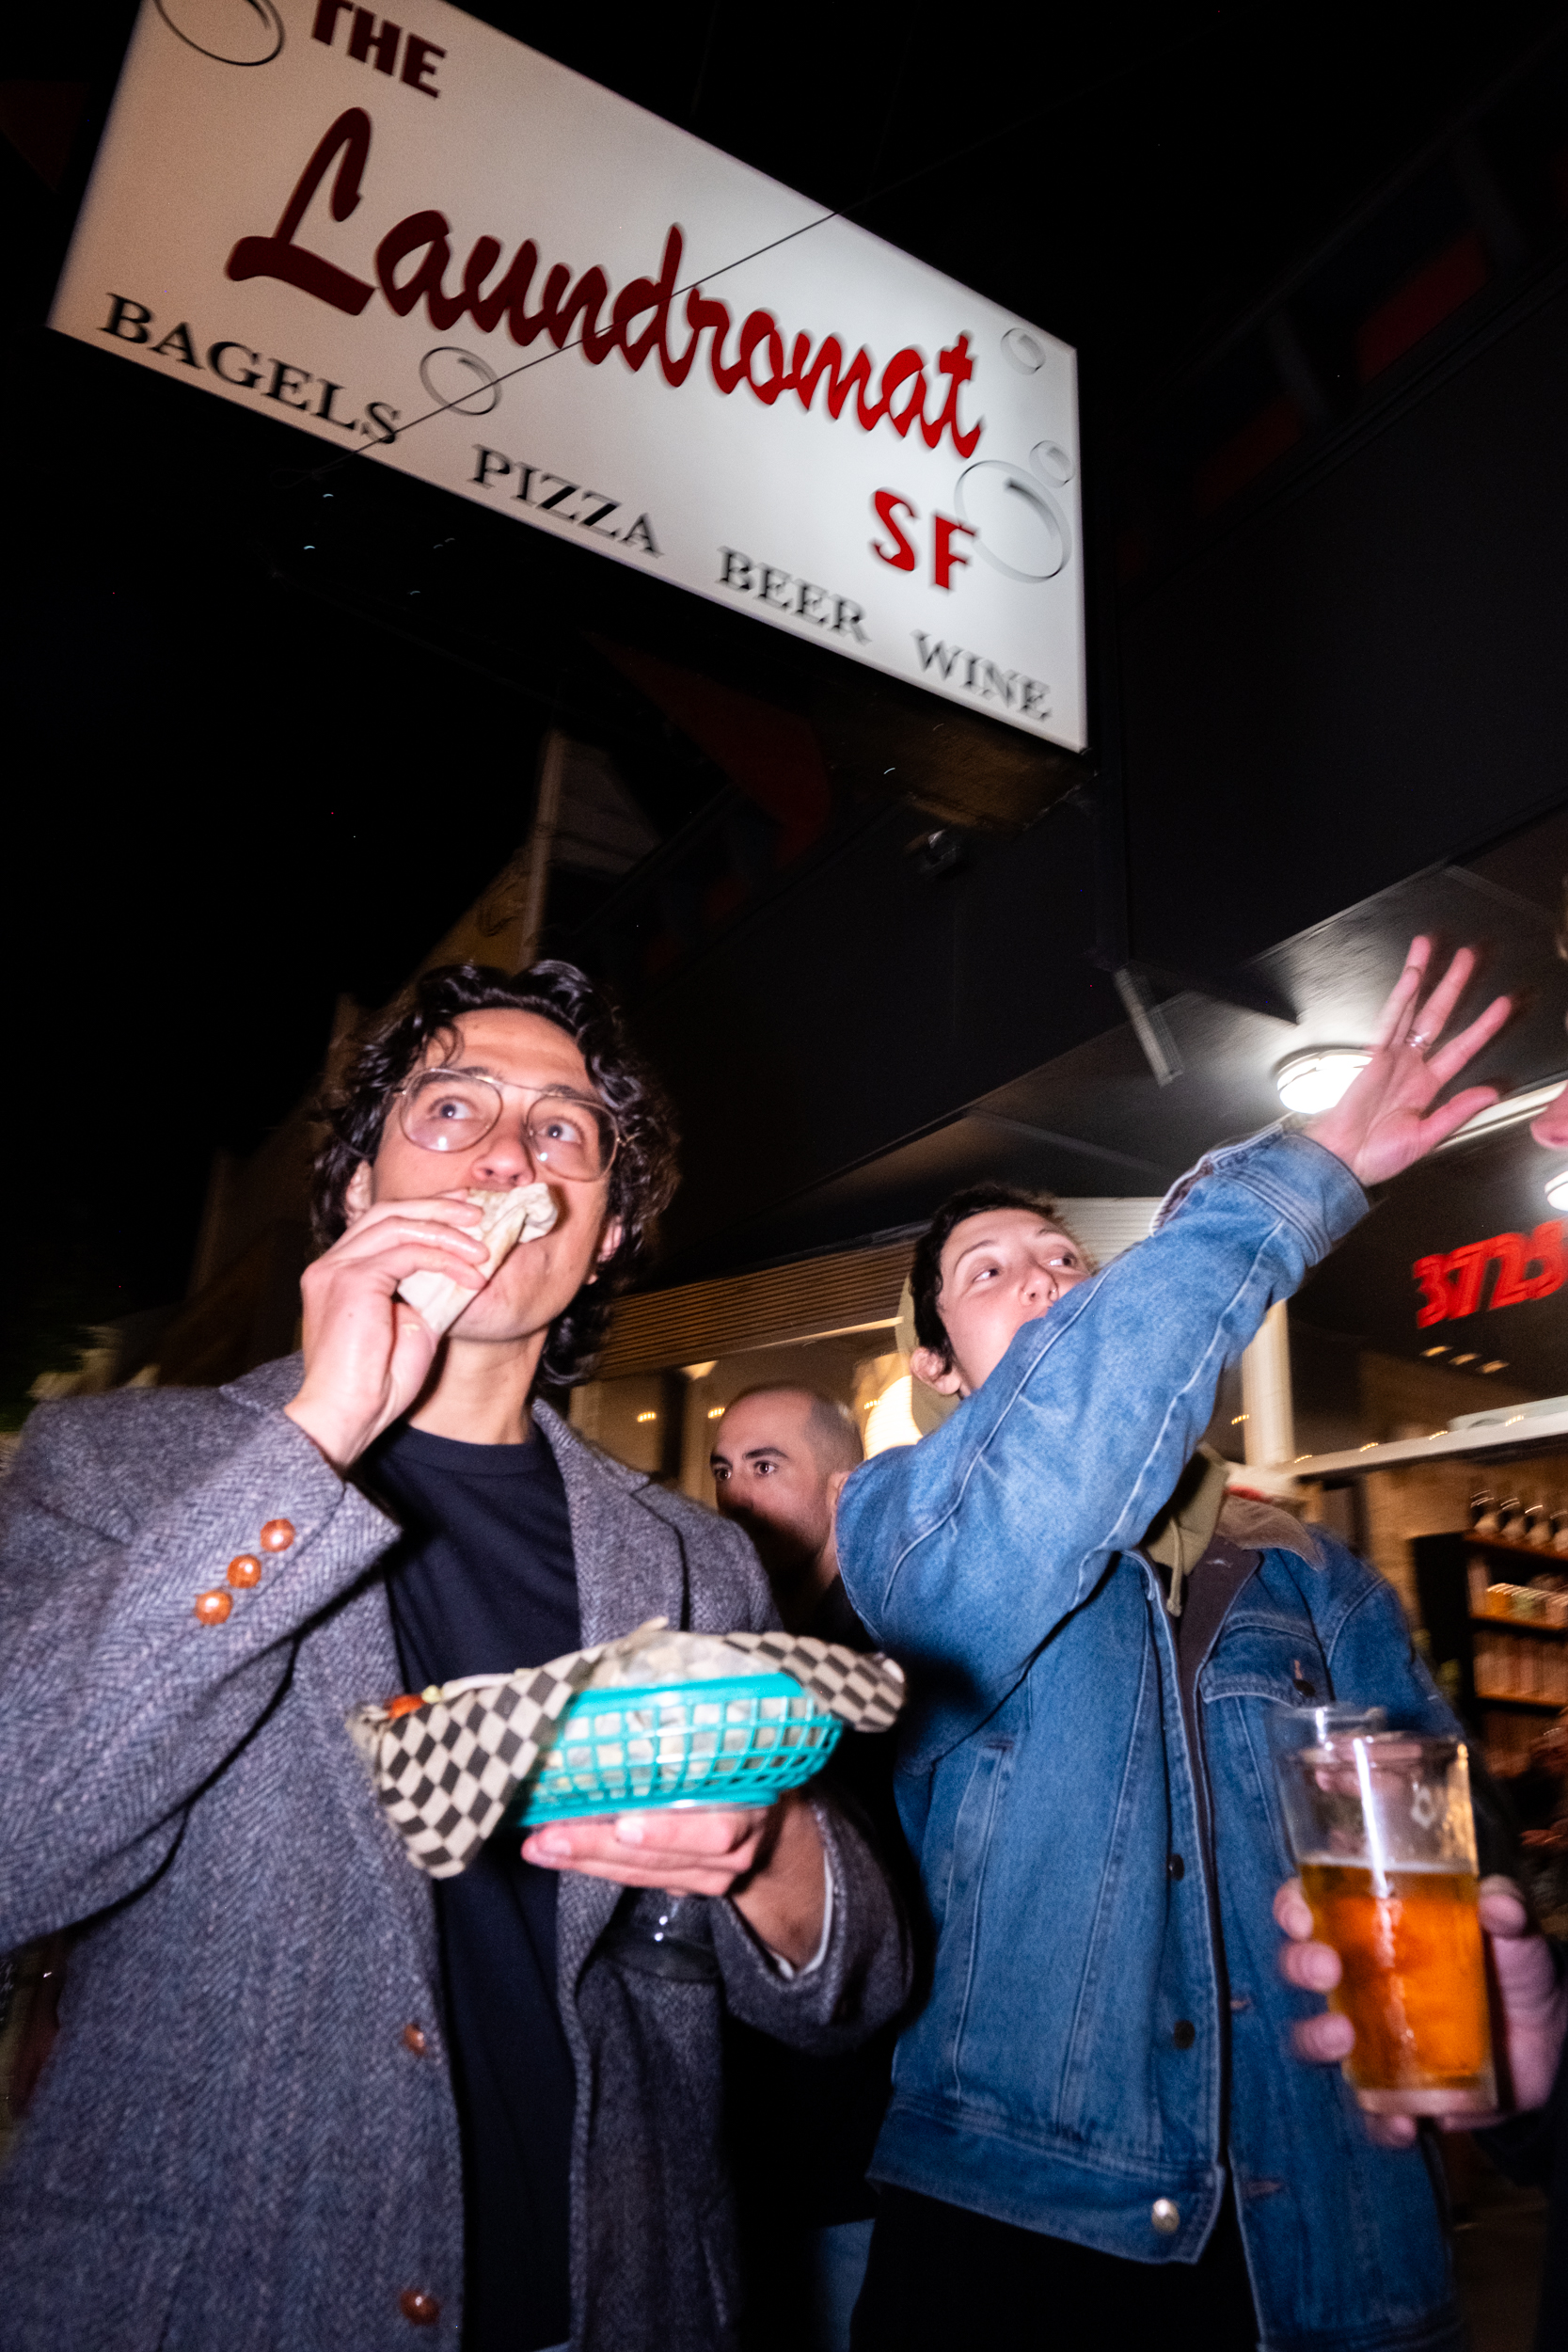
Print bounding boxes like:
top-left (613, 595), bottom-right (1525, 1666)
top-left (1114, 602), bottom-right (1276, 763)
top-left (1412, 1222), bottom-right (1566, 1325)
top-left (50, 0), bottom-right (1086, 748)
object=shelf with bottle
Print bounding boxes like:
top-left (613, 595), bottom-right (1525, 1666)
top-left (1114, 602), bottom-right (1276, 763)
top-left (1465, 1529), bottom-right (1568, 1564)
top-left (1466, 1491), bottom-right (1568, 1554)
top-left (1474, 1626), bottom-right (1568, 1705)
top-left (1462, 1493), bottom-right (1568, 1632)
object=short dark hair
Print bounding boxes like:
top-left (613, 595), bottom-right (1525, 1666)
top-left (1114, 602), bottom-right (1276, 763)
top-left (310, 960), bottom-right (678, 1387)
top-left (910, 1184), bottom-right (1094, 1373)
top-left (721, 1385), bottom-right (863, 1473)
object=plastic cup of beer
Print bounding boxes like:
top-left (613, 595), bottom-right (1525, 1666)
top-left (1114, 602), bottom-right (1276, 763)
top-left (1275, 1727), bottom-right (1495, 2116)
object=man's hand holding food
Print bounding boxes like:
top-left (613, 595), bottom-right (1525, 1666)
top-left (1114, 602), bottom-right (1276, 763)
top-left (286, 1190), bottom-right (491, 1470)
top-left (523, 1791), bottom-right (830, 1967)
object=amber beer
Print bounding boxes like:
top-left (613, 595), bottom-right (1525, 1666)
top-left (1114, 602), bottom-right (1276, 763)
top-left (1298, 1859), bottom-right (1494, 2112)
top-left (1276, 1728), bottom-right (1495, 2115)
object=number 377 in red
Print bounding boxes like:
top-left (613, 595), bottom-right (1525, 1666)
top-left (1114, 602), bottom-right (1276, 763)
top-left (1413, 1221), bottom-right (1568, 1327)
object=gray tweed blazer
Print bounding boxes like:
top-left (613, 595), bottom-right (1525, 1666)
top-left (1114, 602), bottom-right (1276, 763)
top-left (0, 1359), bottom-right (909, 2352)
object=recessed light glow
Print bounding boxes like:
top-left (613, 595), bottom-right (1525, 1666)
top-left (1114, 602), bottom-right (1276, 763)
top-left (1275, 1050), bottom-right (1371, 1114)
top-left (1546, 1169), bottom-right (1568, 1212)
top-left (1451, 1354), bottom-right (1477, 1365)
top-left (1422, 1344), bottom-right (1449, 1358)
top-left (706, 1406), bottom-right (723, 1419)
top-left (1481, 1360), bottom-right (1508, 1375)
top-left (636, 1410), bottom-right (657, 1423)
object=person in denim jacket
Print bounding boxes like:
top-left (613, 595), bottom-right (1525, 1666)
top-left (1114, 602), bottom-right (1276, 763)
top-left (837, 940), bottom-right (1511, 2352)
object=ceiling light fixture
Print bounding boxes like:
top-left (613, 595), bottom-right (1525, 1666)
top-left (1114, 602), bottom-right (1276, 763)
top-left (1481, 1360), bottom-right (1508, 1375)
top-left (1546, 1169), bottom-right (1568, 1212)
top-left (1421, 1344), bottom-right (1449, 1357)
top-left (1275, 1050), bottom-right (1371, 1114)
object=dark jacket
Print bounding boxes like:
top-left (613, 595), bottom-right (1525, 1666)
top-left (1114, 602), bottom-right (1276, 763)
top-left (0, 1359), bottom-right (908, 2352)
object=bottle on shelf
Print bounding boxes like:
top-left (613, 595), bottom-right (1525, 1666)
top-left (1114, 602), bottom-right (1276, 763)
top-left (1473, 1490), bottom-right (1500, 1535)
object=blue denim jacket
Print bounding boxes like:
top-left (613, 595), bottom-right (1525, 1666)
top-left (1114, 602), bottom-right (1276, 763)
top-left (838, 1129), bottom-right (1465, 2352)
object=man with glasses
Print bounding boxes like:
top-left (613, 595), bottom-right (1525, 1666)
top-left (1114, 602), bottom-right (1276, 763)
top-left (0, 960), bottom-right (907, 2352)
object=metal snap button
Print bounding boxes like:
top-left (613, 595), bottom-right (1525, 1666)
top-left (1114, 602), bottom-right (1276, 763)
top-left (1151, 2198), bottom-right (1180, 2234)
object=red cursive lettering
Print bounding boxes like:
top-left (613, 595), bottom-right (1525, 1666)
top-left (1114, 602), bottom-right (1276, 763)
top-left (227, 109), bottom-right (375, 316)
top-left (226, 114), bottom-right (989, 455)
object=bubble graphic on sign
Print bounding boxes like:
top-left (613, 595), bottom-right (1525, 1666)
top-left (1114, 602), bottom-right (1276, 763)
top-left (954, 457), bottom-right (1071, 583)
top-left (154, 0), bottom-right (284, 65)
top-left (1030, 441), bottom-right (1075, 486)
top-left (1001, 327), bottom-right (1046, 373)
top-left (419, 347), bottom-right (503, 418)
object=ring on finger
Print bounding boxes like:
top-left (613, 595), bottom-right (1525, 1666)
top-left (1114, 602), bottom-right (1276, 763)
top-left (1406, 1031), bottom-right (1431, 1051)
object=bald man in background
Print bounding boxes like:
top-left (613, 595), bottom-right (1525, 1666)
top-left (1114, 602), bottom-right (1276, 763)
top-left (710, 1387), bottom-right (867, 1646)
top-left (711, 1388), bottom-right (898, 2351)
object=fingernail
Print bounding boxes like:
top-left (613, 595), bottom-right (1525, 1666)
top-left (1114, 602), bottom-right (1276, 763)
top-left (614, 1816), bottom-right (643, 1845)
top-left (535, 1829), bottom-right (569, 1856)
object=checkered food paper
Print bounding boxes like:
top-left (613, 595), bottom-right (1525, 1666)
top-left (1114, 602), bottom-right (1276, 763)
top-left (347, 1617), bottom-right (906, 1878)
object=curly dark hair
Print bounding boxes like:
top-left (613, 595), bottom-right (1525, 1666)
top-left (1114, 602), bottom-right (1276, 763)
top-left (310, 960), bottom-right (679, 1387)
top-left (909, 1183), bottom-right (1095, 1373)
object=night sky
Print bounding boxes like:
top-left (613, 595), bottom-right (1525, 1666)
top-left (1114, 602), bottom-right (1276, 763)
top-left (4, 0), bottom-right (1564, 1400)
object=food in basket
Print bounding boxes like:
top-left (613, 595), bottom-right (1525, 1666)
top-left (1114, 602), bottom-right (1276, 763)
top-left (397, 1183), bottom-right (557, 1335)
top-left (531, 1626), bottom-right (834, 1818)
top-left (349, 1618), bottom-right (908, 1875)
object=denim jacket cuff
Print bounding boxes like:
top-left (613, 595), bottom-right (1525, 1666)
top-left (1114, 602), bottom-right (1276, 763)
top-left (1152, 1121), bottom-right (1369, 1263)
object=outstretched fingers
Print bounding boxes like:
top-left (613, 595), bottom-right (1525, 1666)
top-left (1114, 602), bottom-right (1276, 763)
top-left (1368, 939), bottom-right (1432, 1050)
top-left (1410, 1085), bottom-right (1503, 1153)
top-left (1403, 944), bottom-right (1479, 1050)
top-left (1424, 991), bottom-right (1513, 1089)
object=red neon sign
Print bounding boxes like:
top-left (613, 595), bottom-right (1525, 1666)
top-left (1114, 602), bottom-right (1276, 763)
top-left (1412, 1220), bottom-right (1567, 1327)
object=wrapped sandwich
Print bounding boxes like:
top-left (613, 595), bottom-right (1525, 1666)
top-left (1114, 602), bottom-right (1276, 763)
top-left (397, 1183), bottom-right (558, 1336)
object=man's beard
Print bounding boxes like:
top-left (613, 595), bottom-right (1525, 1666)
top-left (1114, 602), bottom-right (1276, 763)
top-left (741, 1517), bottom-right (823, 1592)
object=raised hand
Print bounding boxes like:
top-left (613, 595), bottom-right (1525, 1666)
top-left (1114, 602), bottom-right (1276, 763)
top-left (284, 1194), bottom-right (488, 1470)
top-left (1304, 938), bottom-right (1511, 1187)
top-left (1275, 1874), bottom-right (1566, 2144)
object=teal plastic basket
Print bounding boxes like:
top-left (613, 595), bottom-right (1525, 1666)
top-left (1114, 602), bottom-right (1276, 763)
top-left (512, 1671), bottom-right (843, 1827)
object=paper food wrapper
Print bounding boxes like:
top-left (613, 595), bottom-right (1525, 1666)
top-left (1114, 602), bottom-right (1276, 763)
top-left (348, 1618), bottom-right (909, 1877)
top-left (397, 1184), bottom-right (558, 1335)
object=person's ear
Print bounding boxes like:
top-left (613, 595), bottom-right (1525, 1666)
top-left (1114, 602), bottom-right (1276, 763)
top-left (587, 1216), bottom-right (624, 1283)
top-left (344, 1161), bottom-right (374, 1222)
top-left (825, 1467), bottom-right (853, 1518)
top-left (911, 1345), bottom-right (965, 1397)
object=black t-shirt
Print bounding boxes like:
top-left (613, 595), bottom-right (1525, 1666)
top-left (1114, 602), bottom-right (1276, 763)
top-left (728, 1572), bottom-right (902, 2316)
top-left (369, 1420), bottom-right (580, 2352)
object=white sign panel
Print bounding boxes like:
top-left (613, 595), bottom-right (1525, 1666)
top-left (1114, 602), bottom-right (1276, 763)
top-left (51, 0), bottom-right (1086, 748)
